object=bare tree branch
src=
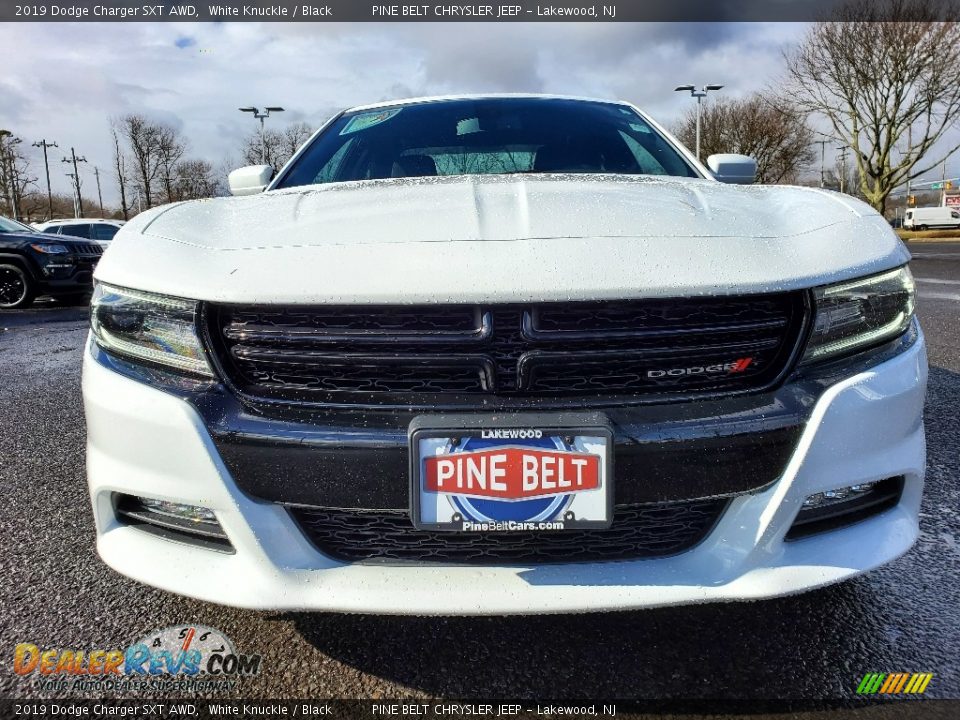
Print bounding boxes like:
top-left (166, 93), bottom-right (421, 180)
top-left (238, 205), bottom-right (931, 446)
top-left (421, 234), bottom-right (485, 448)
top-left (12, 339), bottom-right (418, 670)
top-left (110, 120), bottom-right (130, 220)
top-left (784, 0), bottom-right (960, 212)
top-left (675, 93), bottom-right (815, 184)
top-left (241, 122), bottom-right (314, 169)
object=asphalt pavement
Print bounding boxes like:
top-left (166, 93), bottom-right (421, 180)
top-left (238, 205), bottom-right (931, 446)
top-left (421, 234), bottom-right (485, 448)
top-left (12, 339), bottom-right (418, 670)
top-left (0, 243), bottom-right (958, 704)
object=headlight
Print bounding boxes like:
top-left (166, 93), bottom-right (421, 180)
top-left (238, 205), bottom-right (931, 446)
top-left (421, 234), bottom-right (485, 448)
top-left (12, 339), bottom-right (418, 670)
top-left (30, 242), bottom-right (69, 254)
top-left (803, 266), bottom-right (915, 363)
top-left (90, 282), bottom-right (213, 377)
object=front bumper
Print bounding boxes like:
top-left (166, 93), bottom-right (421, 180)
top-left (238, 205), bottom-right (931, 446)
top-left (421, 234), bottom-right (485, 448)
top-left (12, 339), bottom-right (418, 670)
top-left (83, 333), bottom-right (928, 615)
top-left (34, 253), bottom-right (97, 294)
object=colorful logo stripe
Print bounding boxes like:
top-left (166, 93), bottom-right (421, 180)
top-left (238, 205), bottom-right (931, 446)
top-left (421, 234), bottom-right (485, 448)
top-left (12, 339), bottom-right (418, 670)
top-left (857, 673), bottom-right (933, 694)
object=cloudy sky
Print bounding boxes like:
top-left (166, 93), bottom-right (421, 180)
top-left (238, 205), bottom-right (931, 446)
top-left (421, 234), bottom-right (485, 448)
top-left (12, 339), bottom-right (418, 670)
top-left (1, 21), bottom-right (956, 205)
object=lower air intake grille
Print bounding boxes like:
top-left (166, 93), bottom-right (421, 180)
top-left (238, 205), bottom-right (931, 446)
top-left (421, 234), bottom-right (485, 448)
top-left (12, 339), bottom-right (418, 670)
top-left (206, 293), bottom-right (808, 408)
top-left (289, 499), bottom-right (728, 564)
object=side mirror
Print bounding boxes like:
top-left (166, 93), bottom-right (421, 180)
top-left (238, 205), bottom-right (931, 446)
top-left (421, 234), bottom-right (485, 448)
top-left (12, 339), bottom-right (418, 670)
top-left (228, 165), bottom-right (274, 196)
top-left (707, 154), bottom-right (757, 185)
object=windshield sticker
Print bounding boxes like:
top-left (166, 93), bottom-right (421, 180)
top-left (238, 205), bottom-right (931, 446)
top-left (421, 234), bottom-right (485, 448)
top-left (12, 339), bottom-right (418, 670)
top-left (340, 108), bottom-right (402, 135)
top-left (457, 117), bottom-right (482, 135)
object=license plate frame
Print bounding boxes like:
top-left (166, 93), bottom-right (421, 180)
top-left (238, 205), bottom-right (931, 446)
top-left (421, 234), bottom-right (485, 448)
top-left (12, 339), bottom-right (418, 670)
top-left (409, 413), bottom-right (614, 533)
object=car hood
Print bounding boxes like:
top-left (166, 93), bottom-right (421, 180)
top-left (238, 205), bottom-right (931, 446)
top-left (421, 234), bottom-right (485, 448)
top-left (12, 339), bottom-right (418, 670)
top-left (4, 230), bottom-right (80, 244)
top-left (95, 174), bottom-right (909, 304)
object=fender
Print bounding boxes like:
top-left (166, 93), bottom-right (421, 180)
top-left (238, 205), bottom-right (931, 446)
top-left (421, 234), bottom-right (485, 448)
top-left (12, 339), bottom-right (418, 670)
top-left (0, 252), bottom-right (40, 281)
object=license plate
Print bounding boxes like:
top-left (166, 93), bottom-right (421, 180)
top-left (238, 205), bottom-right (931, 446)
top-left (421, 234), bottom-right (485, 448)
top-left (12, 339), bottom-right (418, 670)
top-left (410, 414), bottom-right (613, 532)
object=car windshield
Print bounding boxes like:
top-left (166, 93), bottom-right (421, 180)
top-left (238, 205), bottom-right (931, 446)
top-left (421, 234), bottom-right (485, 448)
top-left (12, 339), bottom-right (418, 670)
top-left (276, 97), bottom-right (699, 189)
top-left (0, 217), bottom-right (37, 234)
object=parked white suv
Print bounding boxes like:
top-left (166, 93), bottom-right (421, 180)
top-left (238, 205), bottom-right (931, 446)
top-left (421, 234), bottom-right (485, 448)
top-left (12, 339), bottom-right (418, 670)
top-left (34, 218), bottom-right (124, 247)
top-left (83, 95), bottom-right (926, 614)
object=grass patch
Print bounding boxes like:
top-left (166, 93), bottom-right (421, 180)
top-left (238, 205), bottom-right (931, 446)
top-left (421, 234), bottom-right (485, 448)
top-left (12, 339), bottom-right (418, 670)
top-left (897, 229), bottom-right (960, 241)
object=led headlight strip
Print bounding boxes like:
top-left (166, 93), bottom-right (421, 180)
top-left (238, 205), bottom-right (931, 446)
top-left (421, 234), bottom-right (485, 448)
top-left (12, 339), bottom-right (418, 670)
top-left (803, 266), bottom-right (915, 362)
top-left (90, 282), bottom-right (214, 377)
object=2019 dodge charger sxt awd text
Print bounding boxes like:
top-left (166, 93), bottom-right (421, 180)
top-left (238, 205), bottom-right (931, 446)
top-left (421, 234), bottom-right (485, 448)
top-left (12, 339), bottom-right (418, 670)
top-left (83, 95), bottom-right (926, 614)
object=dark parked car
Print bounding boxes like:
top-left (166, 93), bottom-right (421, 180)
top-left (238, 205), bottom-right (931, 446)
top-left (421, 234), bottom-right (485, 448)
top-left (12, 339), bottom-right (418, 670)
top-left (0, 216), bottom-right (103, 309)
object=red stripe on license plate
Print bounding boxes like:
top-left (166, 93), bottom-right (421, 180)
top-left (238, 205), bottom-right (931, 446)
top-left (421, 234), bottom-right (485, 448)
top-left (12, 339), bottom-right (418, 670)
top-left (424, 447), bottom-right (600, 499)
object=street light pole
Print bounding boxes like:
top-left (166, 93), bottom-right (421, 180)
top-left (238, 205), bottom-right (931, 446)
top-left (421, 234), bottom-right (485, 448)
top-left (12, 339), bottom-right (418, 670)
top-left (65, 173), bottom-right (79, 218)
top-left (239, 106), bottom-right (285, 165)
top-left (61, 148), bottom-right (87, 218)
top-left (906, 124), bottom-right (912, 204)
top-left (941, 160), bottom-right (947, 207)
top-left (813, 140), bottom-right (829, 188)
top-left (674, 84), bottom-right (723, 161)
top-left (32, 139), bottom-right (58, 219)
top-left (94, 166), bottom-right (105, 216)
top-left (837, 146), bottom-right (848, 194)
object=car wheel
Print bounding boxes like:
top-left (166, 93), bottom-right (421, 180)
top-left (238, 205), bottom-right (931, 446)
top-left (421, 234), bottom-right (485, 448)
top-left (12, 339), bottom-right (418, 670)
top-left (917, 225), bottom-right (927, 231)
top-left (0, 263), bottom-right (35, 309)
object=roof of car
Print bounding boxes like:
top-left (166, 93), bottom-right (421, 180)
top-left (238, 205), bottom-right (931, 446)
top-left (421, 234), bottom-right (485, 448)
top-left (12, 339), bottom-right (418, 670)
top-left (346, 93), bottom-right (633, 113)
top-left (39, 218), bottom-right (124, 225)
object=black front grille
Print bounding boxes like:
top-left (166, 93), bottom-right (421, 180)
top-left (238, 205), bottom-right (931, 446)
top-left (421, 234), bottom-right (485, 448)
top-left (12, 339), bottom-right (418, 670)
top-left (206, 293), bottom-right (807, 408)
top-left (289, 500), bottom-right (728, 564)
top-left (70, 243), bottom-right (104, 256)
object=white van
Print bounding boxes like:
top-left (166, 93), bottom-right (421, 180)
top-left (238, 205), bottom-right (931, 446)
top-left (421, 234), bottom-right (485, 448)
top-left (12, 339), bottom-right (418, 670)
top-left (904, 206), bottom-right (960, 230)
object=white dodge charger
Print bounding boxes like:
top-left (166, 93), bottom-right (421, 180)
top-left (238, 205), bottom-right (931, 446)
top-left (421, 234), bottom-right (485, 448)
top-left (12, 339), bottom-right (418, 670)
top-left (83, 95), bottom-right (926, 614)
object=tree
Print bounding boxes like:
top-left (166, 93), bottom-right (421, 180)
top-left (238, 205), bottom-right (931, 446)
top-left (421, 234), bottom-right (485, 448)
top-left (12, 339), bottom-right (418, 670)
top-left (117, 115), bottom-right (194, 208)
top-left (120, 114), bottom-right (164, 209)
top-left (110, 122), bottom-right (131, 220)
top-left (171, 159), bottom-right (220, 200)
top-left (824, 155), bottom-right (865, 198)
top-left (784, 0), bottom-right (960, 212)
top-left (241, 121), bottom-right (313, 168)
top-left (0, 132), bottom-right (39, 221)
top-left (280, 122), bottom-right (313, 165)
top-left (118, 116), bottom-right (183, 208)
top-left (157, 125), bottom-right (187, 204)
top-left (675, 93), bottom-right (815, 184)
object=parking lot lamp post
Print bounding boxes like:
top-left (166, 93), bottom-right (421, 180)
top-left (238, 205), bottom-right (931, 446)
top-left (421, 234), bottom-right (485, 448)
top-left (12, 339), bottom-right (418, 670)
top-left (675, 84), bottom-right (723, 161)
top-left (239, 106), bottom-right (285, 165)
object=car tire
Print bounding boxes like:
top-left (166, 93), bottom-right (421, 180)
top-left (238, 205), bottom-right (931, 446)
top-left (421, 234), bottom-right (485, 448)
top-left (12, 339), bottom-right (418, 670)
top-left (0, 263), bottom-right (36, 309)
top-left (917, 225), bottom-right (927, 231)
